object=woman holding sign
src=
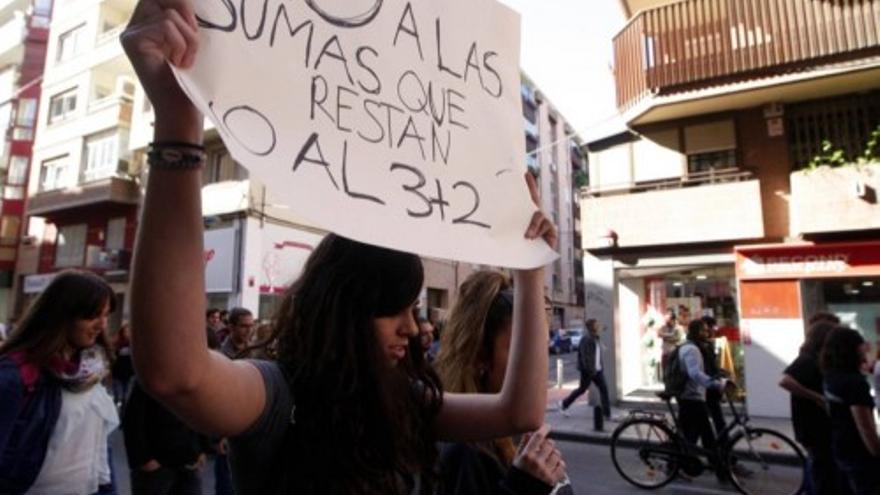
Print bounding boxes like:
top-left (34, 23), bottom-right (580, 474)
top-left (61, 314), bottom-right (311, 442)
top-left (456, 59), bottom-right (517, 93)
top-left (122, 0), bottom-right (556, 494)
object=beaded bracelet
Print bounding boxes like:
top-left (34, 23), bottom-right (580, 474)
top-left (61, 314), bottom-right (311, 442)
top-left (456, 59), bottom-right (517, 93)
top-left (147, 147), bottom-right (206, 170)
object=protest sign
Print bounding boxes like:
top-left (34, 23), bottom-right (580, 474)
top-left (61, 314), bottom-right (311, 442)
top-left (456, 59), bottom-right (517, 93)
top-left (173, 0), bottom-right (558, 268)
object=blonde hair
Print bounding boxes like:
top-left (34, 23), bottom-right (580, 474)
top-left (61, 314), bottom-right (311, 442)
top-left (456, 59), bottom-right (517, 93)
top-left (434, 270), bottom-right (517, 465)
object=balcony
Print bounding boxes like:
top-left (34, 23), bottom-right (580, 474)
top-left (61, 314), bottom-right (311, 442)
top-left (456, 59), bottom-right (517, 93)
top-left (790, 163), bottom-right (880, 235)
top-left (26, 176), bottom-right (139, 217)
top-left (581, 168), bottom-right (764, 249)
top-left (0, 14), bottom-right (26, 67)
top-left (615, 0), bottom-right (880, 115)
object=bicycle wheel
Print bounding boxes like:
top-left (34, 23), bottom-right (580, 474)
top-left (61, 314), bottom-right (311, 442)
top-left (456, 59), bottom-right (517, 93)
top-left (610, 418), bottom-right (681, 489)
top-left (725, 427), bottom-right (806, 495)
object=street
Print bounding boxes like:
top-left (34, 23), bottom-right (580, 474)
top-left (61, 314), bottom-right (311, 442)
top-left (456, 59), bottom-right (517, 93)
top-left (110, 432), bottom-right (746, 495)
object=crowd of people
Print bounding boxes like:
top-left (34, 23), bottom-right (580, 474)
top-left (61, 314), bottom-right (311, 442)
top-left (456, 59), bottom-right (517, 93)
top-left (0, 0), bottom-right (568, 492)
top-left (780, 313), bottom-right (880, 495)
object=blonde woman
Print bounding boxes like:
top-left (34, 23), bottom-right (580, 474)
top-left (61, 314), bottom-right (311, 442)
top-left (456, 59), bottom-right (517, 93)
top-left (435, 271), bottom-right (569, 495)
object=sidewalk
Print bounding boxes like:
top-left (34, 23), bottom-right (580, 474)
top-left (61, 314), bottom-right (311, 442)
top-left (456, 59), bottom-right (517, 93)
top-left (544, 381), bottom-right (796, 446)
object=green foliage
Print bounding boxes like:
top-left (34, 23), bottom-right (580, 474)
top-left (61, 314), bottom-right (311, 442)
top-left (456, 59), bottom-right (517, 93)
top-left (806, 140), bottom-right (847, 171)
top-left (859, 125), bottom-right (880, 164)
top-left (573, 170), bottom-right (589, 188)
top-left (804, 125), bottom-right (880, 171)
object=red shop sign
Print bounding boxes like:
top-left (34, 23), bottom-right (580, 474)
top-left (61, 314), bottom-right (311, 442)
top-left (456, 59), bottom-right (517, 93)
top-left (736, 241), bottom-right (880, 281)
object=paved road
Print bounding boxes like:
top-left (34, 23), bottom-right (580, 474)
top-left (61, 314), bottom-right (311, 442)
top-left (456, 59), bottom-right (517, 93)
top-left (560, 440), bottom-right (742, 495)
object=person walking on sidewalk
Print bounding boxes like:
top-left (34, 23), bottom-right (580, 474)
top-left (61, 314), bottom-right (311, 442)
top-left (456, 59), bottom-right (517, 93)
top-left (559, 319), bottom-right (610, 424)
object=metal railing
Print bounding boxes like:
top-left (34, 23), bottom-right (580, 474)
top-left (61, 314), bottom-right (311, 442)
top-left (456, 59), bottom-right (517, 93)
top-left (583, 167), bottom-right (755, 197)
top-left (614, 0), bottom-right (880, 110)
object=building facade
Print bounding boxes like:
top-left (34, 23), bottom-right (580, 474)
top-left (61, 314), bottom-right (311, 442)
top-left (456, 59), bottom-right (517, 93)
top-left (16, 0), bottom-right (136, 329)
top-left (584, 0), bottom-right (880, 417)
top-left (0, 0), bottom-right (50, 324)
top-left (522, 76), bottom-right (586, 331)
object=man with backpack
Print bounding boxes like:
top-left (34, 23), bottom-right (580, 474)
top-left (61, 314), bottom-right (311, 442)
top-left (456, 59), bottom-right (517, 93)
top-left (666, 319), bottom-right (729, 456)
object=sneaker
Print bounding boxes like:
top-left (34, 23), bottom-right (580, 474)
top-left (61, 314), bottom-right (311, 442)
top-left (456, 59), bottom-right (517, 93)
top-left (558, 401), bottom-right (569, 417)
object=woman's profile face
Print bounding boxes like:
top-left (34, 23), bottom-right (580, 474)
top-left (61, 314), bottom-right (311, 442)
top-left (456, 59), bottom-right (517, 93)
top-left (485, 323), bottom-right (513, 394)
top-left (67, 301), bottom-right (110, 351)
top-left (373, 302), bottom-right (419, 365)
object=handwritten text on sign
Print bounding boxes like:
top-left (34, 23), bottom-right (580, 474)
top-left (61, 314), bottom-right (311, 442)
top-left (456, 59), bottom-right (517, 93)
top-left (174, 0), bottom-right (558, 268)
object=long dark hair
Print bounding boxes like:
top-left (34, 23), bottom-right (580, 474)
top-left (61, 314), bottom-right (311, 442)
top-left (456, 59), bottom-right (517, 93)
top-left (0, 270), bottom-right (116, 366)
top-left (800, 321), bottom-right (837, 360)
top-left (270, 234), bottom-right (442, 494)
top-left (821, 326), bottom-right (866, 374)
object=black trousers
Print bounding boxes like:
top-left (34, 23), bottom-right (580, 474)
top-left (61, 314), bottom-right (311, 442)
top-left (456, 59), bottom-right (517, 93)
top-left (705, 387), bottom-right (727, 442)
top-left (130, 466), bottom-right (202, 495)
top-left (678, 399), bottom-right (717, 454)
top-left (562, 370), bottom-right (611, 417)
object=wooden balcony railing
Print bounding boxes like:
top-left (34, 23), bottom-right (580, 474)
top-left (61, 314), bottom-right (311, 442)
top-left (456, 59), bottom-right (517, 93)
top-left (614, 0), bottom-right (880, 110)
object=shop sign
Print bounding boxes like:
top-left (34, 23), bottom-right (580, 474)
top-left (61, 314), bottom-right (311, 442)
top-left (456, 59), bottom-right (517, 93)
top-left (23, 273), bottom-right (57, 294)
top-left (259, 225), bottom-right (324, 294)
top-left (737, 241), bottom-right (880, 280)
top-left (204, 227), bottom-right (237, 293)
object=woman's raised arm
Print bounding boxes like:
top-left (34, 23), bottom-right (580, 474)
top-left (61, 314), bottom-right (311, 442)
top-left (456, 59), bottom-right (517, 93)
top-left (125, 0), bottom-right (264, 437)
top-left (435, 173), bottom-right (555, 441)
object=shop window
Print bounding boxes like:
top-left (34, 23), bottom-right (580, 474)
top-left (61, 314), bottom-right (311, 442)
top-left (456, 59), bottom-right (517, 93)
top-left (0, 216), bottom-right (19, 245)
top-left (106, 217), bottom-right (126, 251)
top-left (48, 88), bottom-right (78, 124)
top-left (56, 224), bottom-right (87, 268)
top-left (56, 24), bottom-right (86, 63)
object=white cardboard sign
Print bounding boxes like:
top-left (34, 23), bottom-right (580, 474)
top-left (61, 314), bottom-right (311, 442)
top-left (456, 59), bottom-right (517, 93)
top-left (174, 0), bottom-right (558, 268)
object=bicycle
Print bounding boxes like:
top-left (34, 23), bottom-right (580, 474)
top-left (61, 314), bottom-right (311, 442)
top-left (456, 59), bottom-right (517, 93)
top-left (609, 388), bottom-right (807, 495)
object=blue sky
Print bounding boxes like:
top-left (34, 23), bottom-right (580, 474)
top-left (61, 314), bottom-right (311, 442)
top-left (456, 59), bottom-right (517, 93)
top-left (498, 0), bottom-right (626, 137)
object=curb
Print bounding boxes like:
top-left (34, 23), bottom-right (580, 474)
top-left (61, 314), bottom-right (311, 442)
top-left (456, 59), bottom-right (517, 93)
top-left (548, 429), bottom-right (612, 446)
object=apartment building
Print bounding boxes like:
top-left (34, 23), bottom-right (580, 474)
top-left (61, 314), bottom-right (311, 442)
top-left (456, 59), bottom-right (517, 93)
top-left (583, 0), bottom-right (880, 417)
top-left (16, 0), bottom-right (136, 328)
top-left (0, 0), bottom-right (50, 323)
top-left (522, 76), bottom-right (587, 331)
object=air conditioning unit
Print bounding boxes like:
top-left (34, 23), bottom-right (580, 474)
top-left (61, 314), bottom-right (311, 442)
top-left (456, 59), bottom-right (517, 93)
top-left (20, 235), bottom-right (36, 246)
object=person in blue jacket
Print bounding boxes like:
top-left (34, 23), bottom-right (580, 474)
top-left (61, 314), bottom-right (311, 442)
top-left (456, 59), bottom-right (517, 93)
top-left (0, 270), bottom-right (119, 495)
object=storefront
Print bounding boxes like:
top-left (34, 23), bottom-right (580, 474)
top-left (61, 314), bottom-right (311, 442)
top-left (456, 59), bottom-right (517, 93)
top-left (613, 261), bottom-right (742, 399)
top-left (584, 247), bottom-right (742, 403)
top-left (736, 240), bottom-right (880, 418)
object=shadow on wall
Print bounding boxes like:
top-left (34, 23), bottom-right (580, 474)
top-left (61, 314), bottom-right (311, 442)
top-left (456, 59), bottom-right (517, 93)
top-left (742, 318), bottom-right (804, 418)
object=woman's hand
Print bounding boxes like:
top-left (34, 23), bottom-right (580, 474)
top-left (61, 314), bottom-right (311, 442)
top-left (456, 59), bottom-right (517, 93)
top-left (523, 172), bottom-right (558, 250)
top-left (512, 425), bottom-right (567, 486)
top-left (121, 0), bottom-right (202, 140)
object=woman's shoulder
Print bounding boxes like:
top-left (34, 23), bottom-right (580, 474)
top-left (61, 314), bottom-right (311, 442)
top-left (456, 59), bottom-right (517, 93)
top-left (235, 360), bottom-right (293, 439)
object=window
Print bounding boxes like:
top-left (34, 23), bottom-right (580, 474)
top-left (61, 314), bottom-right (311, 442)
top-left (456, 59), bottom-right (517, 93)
top-left (787, 91), bottom-right (880, 170)
top-left (40, 155), bottom-right (74, 191)
top-left (688, 149), bottom-right (737, 174)
top-left (7, 156), bottom-right (28, 184)
top-left (684, 120), bottom-right (737, 175)
top-left (82, 132), bottom-right (119, 182)
top-left (0, 216), bottom-right (19, 245)
top-left (56, 24), bottom-right (86, 63)
top-left (15, 98), bottom-right (37, 128)
top-left (202, 149), bottom-right (247, 184)
top-left (48, 88), bottom-right (77, 124)
top-left (106, 217), bottom-right (126, 250)
top-left (56, 224), bottom-right (87, 267)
